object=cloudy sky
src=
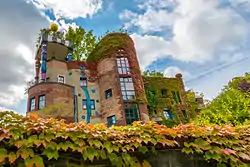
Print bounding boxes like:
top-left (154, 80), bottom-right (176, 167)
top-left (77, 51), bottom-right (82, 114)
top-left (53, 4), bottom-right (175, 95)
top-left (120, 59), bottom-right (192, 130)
top-left (0, 0), bottom-right (250, 114)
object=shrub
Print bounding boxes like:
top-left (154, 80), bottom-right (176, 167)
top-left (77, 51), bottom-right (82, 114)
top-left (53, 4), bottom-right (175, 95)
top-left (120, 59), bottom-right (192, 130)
top-left (0, 111), bottom-right (249, 167)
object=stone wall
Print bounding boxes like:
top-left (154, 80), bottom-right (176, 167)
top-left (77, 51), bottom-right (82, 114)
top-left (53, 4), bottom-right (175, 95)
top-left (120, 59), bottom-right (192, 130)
top-left (27, 82), bottom-right (74, 123)
top-left (37, 150), bottom-right (215, 167)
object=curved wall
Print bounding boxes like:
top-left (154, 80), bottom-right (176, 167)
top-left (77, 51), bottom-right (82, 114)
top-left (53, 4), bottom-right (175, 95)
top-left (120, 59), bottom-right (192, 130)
top-left (27, 82), bottom-right (74, 123)
top-left (97, 57), bottom-right (125, 125)
top-left (116, 34), bottom-right (149, 122)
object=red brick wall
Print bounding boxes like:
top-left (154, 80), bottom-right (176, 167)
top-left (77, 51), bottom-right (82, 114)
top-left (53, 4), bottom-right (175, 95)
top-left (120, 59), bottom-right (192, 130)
top-left (27, 82), bottom-right (74, 122)
top-left (97, 58), bottom-right (125, 126)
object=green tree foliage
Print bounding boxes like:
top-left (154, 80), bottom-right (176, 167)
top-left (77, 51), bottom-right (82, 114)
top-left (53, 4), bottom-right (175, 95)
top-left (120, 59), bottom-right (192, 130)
top-left (195, 73), bottom-right (250, 126)
top-left (65, 26), bottom-right (98, 60)
top-left (143, 70), bottom-right (164, 77)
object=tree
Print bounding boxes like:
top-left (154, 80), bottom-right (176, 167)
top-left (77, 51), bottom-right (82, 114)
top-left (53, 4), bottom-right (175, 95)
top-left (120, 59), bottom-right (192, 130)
top-left (194, 73), bottom-right (250, 126)
top-left (65, 26), bottom-right (97, 60)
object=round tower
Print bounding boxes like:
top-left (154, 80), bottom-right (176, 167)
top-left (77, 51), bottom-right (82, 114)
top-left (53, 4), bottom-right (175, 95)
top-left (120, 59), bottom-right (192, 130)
top-left (27, 31), bottom-right (75, 123)
top-left (94, 33), bottom-right (149, 126)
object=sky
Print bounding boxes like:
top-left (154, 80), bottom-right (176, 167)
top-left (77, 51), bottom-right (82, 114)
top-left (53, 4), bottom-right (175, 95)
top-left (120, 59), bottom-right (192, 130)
top-left (0, 0), bottom-right (250, 115)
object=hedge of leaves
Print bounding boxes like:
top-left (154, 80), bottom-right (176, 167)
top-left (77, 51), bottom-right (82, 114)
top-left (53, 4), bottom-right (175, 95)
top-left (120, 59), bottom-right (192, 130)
top-left (0, 111), bottom-right (249, 167)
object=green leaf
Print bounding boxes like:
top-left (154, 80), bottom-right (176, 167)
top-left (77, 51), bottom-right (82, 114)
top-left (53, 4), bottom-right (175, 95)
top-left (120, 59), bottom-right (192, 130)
top-left (139, 146), bottom-right (149, 154)
top-left (205, 151), bottom-right (221, 161)
top-left (108, 153), bottom-right (123, 167)
top-left (33, 155), bottom-right (44, 167)
top-left (217, 163), bottom-right (227, 167)
top-left (182, 147), bottom-right (193, 154)
top-left (0, 148), bottom-right (7, 163)
top-left (82, 147), bottom-right (98, 162)
top-left (97, 150), bottom-right (107, 160)
top-left (103, 141), bottom-right (113, 153)
top-left (194, 138), bottom-right (211, 150)
top-left (24, 157), bottom-right (33, 167)
top-left (42, 148), bottom-right (59, 160)
top-left (18, 148), bottom-right (34, 160)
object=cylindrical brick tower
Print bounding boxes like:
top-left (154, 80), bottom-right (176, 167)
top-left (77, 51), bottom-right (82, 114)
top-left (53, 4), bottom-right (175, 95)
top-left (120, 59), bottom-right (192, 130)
top-left (96, 33), bottom-right (149, 126)
top-left (26, 33), bottom-right (75, 123)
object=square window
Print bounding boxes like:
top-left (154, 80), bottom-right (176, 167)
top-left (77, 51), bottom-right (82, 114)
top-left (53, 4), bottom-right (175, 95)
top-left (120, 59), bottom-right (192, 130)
top-left (38, 95), bottom-right (45, 110)
top-left (107, 115), bottom-right (116, 127)
top-left (58, 75), bottom-right (65, 83)
top-left (29, 97), bottom-right (35, 111)
top-left (105, 89), bottom-right (112, 99)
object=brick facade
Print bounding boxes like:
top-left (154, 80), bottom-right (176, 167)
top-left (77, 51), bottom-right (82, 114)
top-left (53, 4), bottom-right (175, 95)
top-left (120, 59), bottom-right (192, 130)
top-left (27, 82), bottom-right (74, 122)
top-left (97, 58), bottom-right (125, 126)
top-left (28, 33), bottom-right (150, 125)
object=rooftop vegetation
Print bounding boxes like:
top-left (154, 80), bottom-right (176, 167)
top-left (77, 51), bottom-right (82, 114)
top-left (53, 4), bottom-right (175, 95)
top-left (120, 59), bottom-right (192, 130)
top-left (36, 23), bottom-right (130, 61)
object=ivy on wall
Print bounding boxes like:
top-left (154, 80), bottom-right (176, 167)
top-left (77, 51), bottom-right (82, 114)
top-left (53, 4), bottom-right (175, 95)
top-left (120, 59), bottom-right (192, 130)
top-left (0, 111), bottom-right (249, 167)
top-left (86, 33), bottom-right (129, 63)
top-left (143, 76), bottom-right (184, 119)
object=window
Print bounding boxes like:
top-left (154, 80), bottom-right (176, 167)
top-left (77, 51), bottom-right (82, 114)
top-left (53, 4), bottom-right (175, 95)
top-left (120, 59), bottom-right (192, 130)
top-left (82, 99), bottom-right (95, 110)
top-left (29, 97), bottom-right (35, 111)
top-left (107, 115), bottom-right (116, 127)
top-left (116, 57), bottom-right (130, 74)
top-left (124, 103), bottom-right (139, 125)
top-left (120, 77), bottom-right (136, 100)
top-left (164, 109), bottom-right (173, 120)
top-left (161, 89), bottom-right (167, 98)
top-left (82, 100), bottom-right (87, 109)
top-left (38, 95), bottom-right (45, 110)
top-left (105, 89), bottom-right (112, 99)
top-left (58, 75), bottom-right (65, 83)
top-left (182, 110), bottom-right (188, 119)
top-left (90, 100), bottom-right (95, 110)
top-left (80, 77), bottom-right (87, 87)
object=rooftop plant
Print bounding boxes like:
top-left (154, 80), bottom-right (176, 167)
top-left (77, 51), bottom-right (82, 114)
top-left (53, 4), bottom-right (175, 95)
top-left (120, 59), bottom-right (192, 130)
top-left (36, 23), bottom-right (130, 61)
top-left (0, 111), bottom-right (249, 167)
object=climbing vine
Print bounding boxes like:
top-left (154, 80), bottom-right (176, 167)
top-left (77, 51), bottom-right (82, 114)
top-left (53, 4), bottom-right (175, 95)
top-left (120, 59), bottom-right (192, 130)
top-left (0, 111), bottom-right (249, 167)
top-left (143, 76), bottom-right (184, 121)
top-left (86, 33), bottom-right (129, 62)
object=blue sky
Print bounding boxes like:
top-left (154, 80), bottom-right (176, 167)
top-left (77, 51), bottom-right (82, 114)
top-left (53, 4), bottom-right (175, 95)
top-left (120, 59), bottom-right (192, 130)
top-left (0, 0), bottom-right (250, 114)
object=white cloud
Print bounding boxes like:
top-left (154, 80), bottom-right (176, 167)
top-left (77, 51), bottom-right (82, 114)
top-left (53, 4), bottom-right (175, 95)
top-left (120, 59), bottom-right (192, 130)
top-left (131, 33), bottom-right (171, 70)
top-left (125, 0), bottom-right (249, 67)
top-left (26, 0), bottom-right (103, 19)
top-left (164, 66), bottom-right (191, 80)
top-left (0, 0), bottom-right (49, 107)
top-left (120, 9), bottom-right (173, 32)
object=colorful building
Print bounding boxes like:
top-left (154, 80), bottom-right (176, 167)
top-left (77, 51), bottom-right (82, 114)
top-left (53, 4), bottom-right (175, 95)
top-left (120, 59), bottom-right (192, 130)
top-left (27, 30), bottom-right (193, 125)
top-left (27, 32), bottom-right (149, 125)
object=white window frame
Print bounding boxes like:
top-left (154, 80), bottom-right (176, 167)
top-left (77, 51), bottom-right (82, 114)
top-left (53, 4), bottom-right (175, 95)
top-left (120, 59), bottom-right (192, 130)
top-left (58, 75), bottom-right (65, 84)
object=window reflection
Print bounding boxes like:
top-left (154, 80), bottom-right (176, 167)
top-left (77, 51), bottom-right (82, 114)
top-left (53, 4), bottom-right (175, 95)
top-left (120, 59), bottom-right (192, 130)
top-left (120, 77), bottom-right (135, 100)
top-left (117, 57), bottom-right (130, 74)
